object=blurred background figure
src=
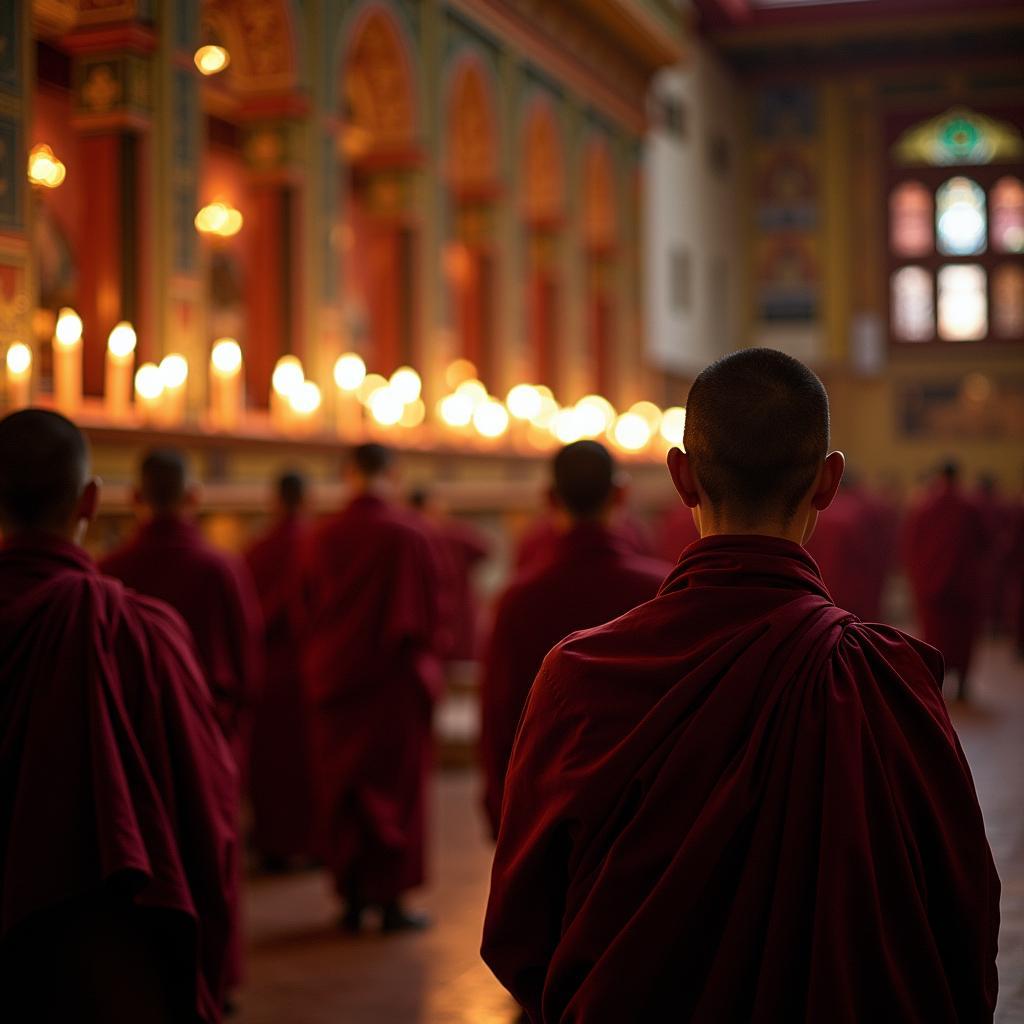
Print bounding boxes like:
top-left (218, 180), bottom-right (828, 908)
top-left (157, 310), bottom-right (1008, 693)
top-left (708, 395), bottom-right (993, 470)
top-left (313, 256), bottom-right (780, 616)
top-left (973, 473), bottom-right (1016, 636)
top-left (904, 461), bottom-right (989, 699)
top-left (654, 500), bottom-right (701, 564)
top-left (245, 471), bottom-right (314, 872)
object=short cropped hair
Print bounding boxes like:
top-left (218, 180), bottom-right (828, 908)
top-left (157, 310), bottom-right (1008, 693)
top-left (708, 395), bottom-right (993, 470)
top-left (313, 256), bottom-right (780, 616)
top-left (277, 471), bottom-right (306, 510)
top-left (683, 348), bottom-right (829, 524)
top-left (553, 440), bottom-right (616, 520)
top-left (350, 443), bottom-right (394, 478)
top-left (139, 448), bottom-right (189, 513)
top-left (0, 409), bottom-right (89, 530)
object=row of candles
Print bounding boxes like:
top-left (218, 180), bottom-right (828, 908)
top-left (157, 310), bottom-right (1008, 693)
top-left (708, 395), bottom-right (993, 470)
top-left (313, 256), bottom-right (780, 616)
top-left (3, 309), bottom-right (686, 456)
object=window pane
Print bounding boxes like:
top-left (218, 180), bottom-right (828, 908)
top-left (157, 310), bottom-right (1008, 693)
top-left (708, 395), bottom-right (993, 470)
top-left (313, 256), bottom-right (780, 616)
top-left (991, 176), bottom-right (1024, 254)
top-left (890, 182), bottom-right (933, 257)
top-left (938, 264), bottom-right (987, 340)
top-left (936, 177), bottom-right (987, 255)
top-left (993, 265), bottom-right (1024, 337)
top-left (891, 266), bottom-right (933, 341)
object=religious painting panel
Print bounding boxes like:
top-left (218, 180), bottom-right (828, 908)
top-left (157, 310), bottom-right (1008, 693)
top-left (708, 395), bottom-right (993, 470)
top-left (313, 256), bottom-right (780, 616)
top-left (898, 373), bottom-right (1024, 440)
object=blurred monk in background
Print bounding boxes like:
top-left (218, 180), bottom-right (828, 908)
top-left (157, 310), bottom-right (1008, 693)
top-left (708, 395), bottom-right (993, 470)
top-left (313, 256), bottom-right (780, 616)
top-left (654, 500), bottom-right (700, 564)
top-left (481, 440), bottom-right (669, 839)
top-left (904, 461), bottom-right (989, 700)
top-left (0, 410), bottom-right (237, 1024)
top-left (245, 471), bottom-right (314, 870)
top-left (296, 444), bottom-right (443, 932)
top-left (483, 350), bottom-right (998, 1023)
top-left (514, 503), bottom-right (654, 571)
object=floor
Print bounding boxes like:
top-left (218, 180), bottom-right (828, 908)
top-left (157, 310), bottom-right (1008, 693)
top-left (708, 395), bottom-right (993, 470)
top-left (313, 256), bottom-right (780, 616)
top-left (235, 637), bottom-right (1024, 1024)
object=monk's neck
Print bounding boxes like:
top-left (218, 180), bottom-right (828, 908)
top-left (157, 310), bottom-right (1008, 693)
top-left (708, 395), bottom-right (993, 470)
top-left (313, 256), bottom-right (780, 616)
top-left (697, 511), bottom-right (811, 546)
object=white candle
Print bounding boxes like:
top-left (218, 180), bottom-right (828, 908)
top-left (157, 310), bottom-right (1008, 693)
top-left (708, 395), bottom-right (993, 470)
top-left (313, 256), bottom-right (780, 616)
top-left (271, 355), bottom-right (303, 432)
top-left (5, 343), bottom-right (32, 410)
top-left (106, 321), bottom-right (137, 421)
top-left (290, 379), bottom-right (322, 435)
top-left (134, 362), bottom-right (164, 423)
top-left (333, 352), bottom-right (366, 439)
top-left (210, 338), bottom-right (243, 431)
top-left (158, 353), bottom-right (188, 426)
top-left (53, 307), bottom-right (83, 413)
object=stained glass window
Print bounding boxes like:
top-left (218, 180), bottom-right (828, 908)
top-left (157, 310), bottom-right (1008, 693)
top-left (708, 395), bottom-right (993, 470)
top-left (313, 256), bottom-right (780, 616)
top-left (991, 176), bottom-right (1024, 254)
top-left (993, 265), bottom-right (1024, 337)
top-left (891, 267), bottom-right (933, 341)
top-left (889, 182), bottom-right (933, 257)
top-left (937, 265), bottom-right (987, 341)
top-left (936, 177), bottom-right (987, 256)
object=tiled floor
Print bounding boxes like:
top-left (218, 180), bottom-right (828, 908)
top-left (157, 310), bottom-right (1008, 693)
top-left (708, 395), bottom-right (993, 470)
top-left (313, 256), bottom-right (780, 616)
top-left (235, 637), bottom-right (1024, 1023)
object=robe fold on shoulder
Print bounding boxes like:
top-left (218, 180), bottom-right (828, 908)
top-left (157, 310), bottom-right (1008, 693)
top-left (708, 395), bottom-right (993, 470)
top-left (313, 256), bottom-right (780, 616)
top-left (480, 522), bottom-right (668, 839)
top-left (483, 535), bottom-right (999, 1023)
top-left (903, 484), bottom-right (989, 679)
top-left (296, 494), bottom-right (443, 903)
top-left (0, 534), bottom-right (238, 1024)
top-left (244, 515), bottom-right (313, 862)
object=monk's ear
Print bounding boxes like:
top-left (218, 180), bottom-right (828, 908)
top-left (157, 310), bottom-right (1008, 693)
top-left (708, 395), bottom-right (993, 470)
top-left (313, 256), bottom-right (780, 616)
top-left (667, 448), bottom-right (700, 509)
top-left (78, 478), bottom-right (101, 525)
top-left (811, 451), bottom-right (845, 512)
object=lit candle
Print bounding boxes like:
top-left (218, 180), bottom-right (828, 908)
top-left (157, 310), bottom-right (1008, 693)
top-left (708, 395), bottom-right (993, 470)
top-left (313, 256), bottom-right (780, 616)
top-left (158, 353), bottom-right (189, 426)
top-left (5, 343), bottom-right (32, 410)
top-left (289, 379), bottom-right (322, 434)
top-left (333, 352), bottom-right (366, 439)
top-left (271, 355), bottom-right (304, 432)
top-left (134, 362), bottom-right (164, 423)
top-left (106, 321), bottom-right (137, 421)
top-left (209, 338), bottom-right (243, 431)
top-left (52, 307), bottom-right (83, 413)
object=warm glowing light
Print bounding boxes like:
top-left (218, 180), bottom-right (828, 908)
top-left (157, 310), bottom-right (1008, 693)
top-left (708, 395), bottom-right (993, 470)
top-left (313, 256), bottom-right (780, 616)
top-left (195, 201), bottom-right (243, 238)
top-left (660, 406), bottom-right (686, 445)
top-left (6, 343), bottom-right (31, 376)
top-left (613, 412), bottom-right (652, 451)
top-left (400, 398), bottom-right (426, 428)
top-left (159, 353), bottom-right (189, 389)
top-left (576, 394), bottom-right (615, 435)
top-left (107, 321), bottom-right (137, 359)
top-left (27, 144), bottom-right (66, 188)
top-left (439, 392), bottom-right (473, 428)
top-left (334, 352), bottom-right (367, 391)
top-left (455, 378), bottom-right (488, 410)
top-left (211, 338), bottom-right (242, 375)
top-left (553, 407), bottom-right (586, 444)
top-left (506, 383), bottom-right (542, 421)
top-left (54, 307), bottom-right (83, 347)
top-left (389, 366), bottom-right (422, 404)
top-left (473, 398), bottom-right (510, 438)
top-left (357, 372), bottom-right (388, 403)
top-left (445, 358), bottom-right (477, 389)
top-left (534, 394), bottom-right (559, 428)
top-left (194, 44), bottom-right (230, 76)
top-left (134, 362), bottom-right (164, 401)
top-left (629, 400), bottom-right (663, 431)
top-left (291, 380), bottom-right (322, 415)
top-left (367, 386), bottom-right (403, 426)
top-left (272, 355), bottom-right (304, 397)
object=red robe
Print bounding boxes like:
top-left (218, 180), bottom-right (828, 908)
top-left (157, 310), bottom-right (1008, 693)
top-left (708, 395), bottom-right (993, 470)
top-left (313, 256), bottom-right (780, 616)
top-left (515, 511), bottom-right (653, 572)
top-left (903, 484), bottom-right (989, 679)
top-left (481, 521), bottom-right (669, 838)
top-left (101, 516), bottom-right (263, 756)
top-left (0, 534), bottom-right (238, 1023)
top-left (430, 516), bottom-right (491, 662)
top-left (483, 535), bottom-right (999, 1023)
top-left (654, 503), bottom-right (700, 564)
top-left (244, 515), bottom-right (313, 862)
top-left (295, 493), bottom-right (443, 904)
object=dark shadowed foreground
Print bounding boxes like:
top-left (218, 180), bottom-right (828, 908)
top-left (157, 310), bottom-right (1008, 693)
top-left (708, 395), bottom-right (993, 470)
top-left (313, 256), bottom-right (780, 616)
top-left (236, 637), bottom-right (1024, 1024)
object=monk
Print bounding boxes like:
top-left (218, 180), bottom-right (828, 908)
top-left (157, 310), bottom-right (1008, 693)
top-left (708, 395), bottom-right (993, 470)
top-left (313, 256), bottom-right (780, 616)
top-left (245, 471), bottom-right (314, 868)
top-left (515, 507), bottom-right (653, 571)
top-left (0, 410), bottom-right (237, 1024)
top-left (904, 461), bottom-right (989, 699)
top-left (296, 444), bottom-right (443, 932)
top-left (483, 349), bottom-right (998, 1023)
top-left (654, 500), bottom-right (700, 563)
top-left (481, 440), bottom-right (669, 838)
top-left (101, 447), bottom-right (263, 759)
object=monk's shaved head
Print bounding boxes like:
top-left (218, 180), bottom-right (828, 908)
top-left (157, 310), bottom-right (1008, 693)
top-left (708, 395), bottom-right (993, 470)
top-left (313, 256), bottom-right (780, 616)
top-left (0, 409), bottom-right (90, 532)
top-left (277, 471), bottom-right (306, 511)
top-left (553, 441), bottom-right (617, 520)
top-left (684, 348), bottom-right (829, 524)
top-left (139, 448), bottom-right (189, 514)
top-left (351, 443), bottom-right (394, 479)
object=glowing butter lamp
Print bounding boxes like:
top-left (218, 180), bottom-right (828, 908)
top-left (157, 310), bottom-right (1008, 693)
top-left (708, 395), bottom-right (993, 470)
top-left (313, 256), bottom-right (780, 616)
top-left (27, 144), bottom-right (66, 189)
top-left (613, 411), bottom-right (652, 453)
top-left (629, 400), bottom-right (663, 432)
top-left (455, 378), bottom-right (488, 411)
top-left (134, 362), bottom-right (164, 422)
top-left (660, 406), bottom-right (686, 447)
top-left (438, 391), bottom-right (473, 430)
top-left (105, 321), bottom-right (137, 421)
top-left (367, 386), bottom-right (404, 429)
top-left (290, 380), bottom-right (322, 434)
top-left (506, 383), bottom-right (542, 421)
top-left (194, 44), bottom-right (230, 76)
top-left (157, 354), bottom-right (188, 426)
top-left (53, 307), bottom-right (83, 414)
top-left (357, 372), bottom-right (387, 404)
top-left (194, 201), bottom-right (243, 239)
top-left (389, 366), bottom-right (422, 405)
top-left (400, 398), bottom-right (426, 429)
top-left (473, 397), bottom-right (510, 440)
top-left (271, 355), bottom-right (304, 430)
top-left (333, 352), bottom-right (366, 438)
top-left (445, 358), bottom-right (477, 390)
top-left (553, 407), bottom-right (586, 445)
top-left (5, 343), bottom-right (32, 409)
top-left (209, 339), bottom-right (243, 431)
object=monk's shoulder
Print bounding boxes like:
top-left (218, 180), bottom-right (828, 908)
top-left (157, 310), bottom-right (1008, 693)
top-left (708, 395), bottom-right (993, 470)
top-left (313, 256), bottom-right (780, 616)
top-left (836, 619), bottom-right (944, 690)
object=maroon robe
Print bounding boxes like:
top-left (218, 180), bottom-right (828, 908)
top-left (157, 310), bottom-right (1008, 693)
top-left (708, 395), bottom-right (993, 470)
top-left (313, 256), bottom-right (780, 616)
top-left (515, 511), bottom-right (653, 572)
top-left (654, 503), bottom-right (700, 564)
top-left (480, 521), bottom-right (669, 838)
top-left (244, 515), bottom-right (313, 862)
top-left (483, 535), bottom-right (998, 1022)
top-left (903, 483), bottom-right (989, 680)
top-left (0, 534), bottom-right (238, 1023)
top-left (295, 493), bottom-right (443, 904)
